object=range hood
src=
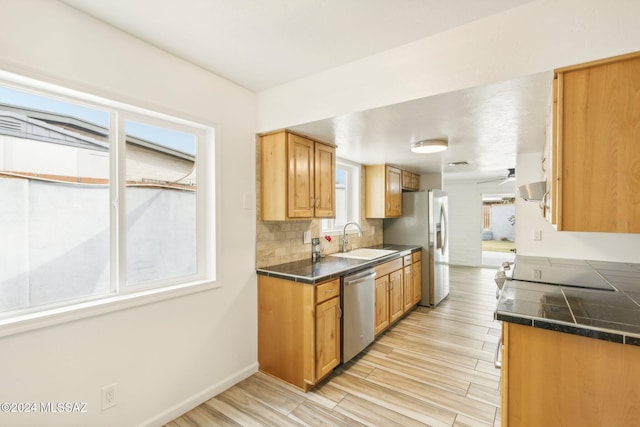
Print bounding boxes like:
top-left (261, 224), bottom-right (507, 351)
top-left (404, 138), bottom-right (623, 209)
top-left (518, 181), bottom-right (546, 201)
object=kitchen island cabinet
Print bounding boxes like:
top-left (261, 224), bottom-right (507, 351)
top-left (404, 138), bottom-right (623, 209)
top-left (550, 51), bottom-right (640, 232)
top-left (260, 130), bottom-right (335, 220)
top-left (258, 276), bottom-right (340, 391)
top-left (496, 260), bottom-right (640, 427)
top-left (500, 322), bottom-right (640, 426)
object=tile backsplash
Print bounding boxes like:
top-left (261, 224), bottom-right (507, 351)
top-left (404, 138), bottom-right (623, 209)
top-left (256, 218), bottom-right (383, 268)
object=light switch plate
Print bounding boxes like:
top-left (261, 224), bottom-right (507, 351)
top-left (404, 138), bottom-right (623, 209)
top-left (303, 231), bottom-right (311, 244)
top-left (242, 192), bottom-right (254, 210)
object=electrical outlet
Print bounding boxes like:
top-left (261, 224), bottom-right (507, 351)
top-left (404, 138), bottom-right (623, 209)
top-left (303, 231), bottom-right (311, 244)
top-left (101, 383), bottom-right (118, 410)
top-left (371, 226), bottom-right (375, 235)
top-left (533, 229), bottom-right (542, 241)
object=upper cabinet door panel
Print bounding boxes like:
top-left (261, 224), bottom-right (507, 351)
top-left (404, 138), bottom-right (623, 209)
top-left (556, 52), bottom-right (640, 233)
top-left (314, 142), bottom-right (336, 218)
top-left (287, 133), bottom-right (314, 218)
top-left (386, 166), bottom-right (402, 217)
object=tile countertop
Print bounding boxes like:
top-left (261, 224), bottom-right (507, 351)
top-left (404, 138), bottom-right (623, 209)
top-left (256, 244), bottom-right (420, 284)
top-left (495, 258), bottom-right (640, 346)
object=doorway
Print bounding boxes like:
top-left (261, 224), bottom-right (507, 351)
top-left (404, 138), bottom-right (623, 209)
top-left (481, 194), bottom-right (516, 266)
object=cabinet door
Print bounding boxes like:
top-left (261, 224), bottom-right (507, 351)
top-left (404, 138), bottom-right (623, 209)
top-left (374, 275), bottom-right (390, 335)
top-left (287, 133), bottom-right (314, 218)
top-left (557, 53), bottom-right (640, 232)
top-left (315, 296), bottom-right (341, 379)
top-left (385, 166), bottom-right (402, 217)
top-left (314, 142), bottom-right (336, 218)
top-left (403, 265), bottom-right (413, 312)
top-left (389, 269), bottom-right (404, 323)
top-left (412, 260), bottom-right (422, 304)
top-left (413, 173), bottom-right (420, 190)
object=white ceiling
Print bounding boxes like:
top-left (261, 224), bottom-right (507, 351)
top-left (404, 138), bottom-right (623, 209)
top-left (58, 0), bottom-right (548, 183)
top-left (290, 71), bottom-right (552, 182)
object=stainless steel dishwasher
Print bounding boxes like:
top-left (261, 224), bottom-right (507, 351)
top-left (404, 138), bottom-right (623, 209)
top-left (342, 268), bottom-right (376, 363)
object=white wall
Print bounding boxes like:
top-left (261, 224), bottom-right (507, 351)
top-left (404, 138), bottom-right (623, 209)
top-left (258, 0), bottom-right (640, 264)
top-left (258, 0), bottom-right (640, 132)
top-left (0, 1), bottom-right (257, 426)
top-left (517, 152), bottom-right (640, 263)
top-left (445, 181), bottom-right (515, 266)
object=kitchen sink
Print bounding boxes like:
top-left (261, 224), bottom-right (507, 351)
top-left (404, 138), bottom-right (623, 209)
top-left (329, 248), bottom-right (398, 260)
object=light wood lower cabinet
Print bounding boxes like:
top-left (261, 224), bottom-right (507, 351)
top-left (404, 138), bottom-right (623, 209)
top-left (501, 322), bottom-right (640, 426)
top-left (403, 252), bottom-right (422, 309)
top-left (314, 295), bottom-right (341, 379)
top-left (374, 252), bottom-right (420, 336)
top-left (388, 269), bottom-right (404, 323)
top-left (373, 274), bottom-right (390, 335)
top-left (411, 259), bottom-right (422, 305)
top-left (403, 263), bottom-right (413, 312)
top-left (258, 275), bottom-right (340, 391)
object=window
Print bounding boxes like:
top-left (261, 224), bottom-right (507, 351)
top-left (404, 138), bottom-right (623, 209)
top-left (322, 159), bottom-right (360, 234)
top-left (0, 78), bottom-right (215, 321)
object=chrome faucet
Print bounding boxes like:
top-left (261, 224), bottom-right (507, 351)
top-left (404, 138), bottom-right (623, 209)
top-left (342, 221), bottom-right (363, 252)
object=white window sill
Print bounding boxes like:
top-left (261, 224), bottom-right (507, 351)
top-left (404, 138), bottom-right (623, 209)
top-left (0, 279), bottom-right (219, 338)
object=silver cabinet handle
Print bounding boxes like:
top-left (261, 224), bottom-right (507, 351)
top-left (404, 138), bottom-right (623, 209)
top-left (494, 337), bottom-right (502, 369)
top-left (540, 191), bottom-right (550, 211)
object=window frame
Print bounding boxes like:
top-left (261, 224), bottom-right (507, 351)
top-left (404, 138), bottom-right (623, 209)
top-left (322, 158), bottom-right (361, 235)
top-left (0, 71), bottom-right (218, 336)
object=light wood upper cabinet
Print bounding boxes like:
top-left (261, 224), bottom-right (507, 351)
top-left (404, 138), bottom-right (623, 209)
top-left (260, 130), bottom-right (335, 221)
top-left (257, 275), bottom-right (340, 391)
top-left (287, 133), bottom-right (314, 218)
top-left (401, 170), bottom-right (420, 191)
top-left (365, 164), bottom-right (402, 218)
top-left (314, 142), bottom-right (336, 217)
top-left (552, 51), bottom-right (640, 233)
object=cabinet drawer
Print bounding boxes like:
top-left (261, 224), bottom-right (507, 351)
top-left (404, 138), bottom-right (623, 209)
top-left (316, 278), bottom-right (340, 304)
top-left (412, 251), bottom-right (421, 262)
top-left (375, 258), bottom-right (403, 277)
top-left (403, 255), bottom-right (412, 265)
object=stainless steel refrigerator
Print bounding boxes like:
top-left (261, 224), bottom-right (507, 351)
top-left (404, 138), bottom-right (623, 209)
top-left (383, 190), bottom-right (450, 306)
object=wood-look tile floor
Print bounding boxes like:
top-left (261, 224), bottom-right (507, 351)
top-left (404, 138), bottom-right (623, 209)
top-left (165, 266), bottom-right (502, 427)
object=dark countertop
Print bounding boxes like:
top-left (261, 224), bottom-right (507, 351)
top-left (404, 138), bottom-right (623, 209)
top-left (495, 257), bottom-right (640, 346)
top-left (256, 244), bottom-right (420, 284)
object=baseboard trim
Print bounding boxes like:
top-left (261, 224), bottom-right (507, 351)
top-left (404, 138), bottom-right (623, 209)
top-left (137, 362), bottom-right (259, 427)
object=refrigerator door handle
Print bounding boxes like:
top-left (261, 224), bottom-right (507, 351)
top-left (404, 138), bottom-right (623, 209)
top-left (440, 204), bottom-right (448, 255)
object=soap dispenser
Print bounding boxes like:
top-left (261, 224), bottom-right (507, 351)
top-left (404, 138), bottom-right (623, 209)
top-left (311, 237), bottom-right (321, 263)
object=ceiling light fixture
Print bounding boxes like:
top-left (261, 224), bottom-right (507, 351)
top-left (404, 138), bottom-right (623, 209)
top-left (411, 139), bottom-right (448, 154)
